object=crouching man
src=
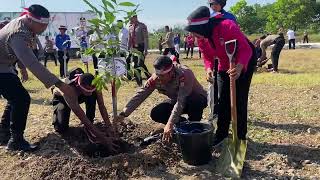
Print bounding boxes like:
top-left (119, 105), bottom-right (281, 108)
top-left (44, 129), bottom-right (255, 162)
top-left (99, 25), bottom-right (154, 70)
top-left (51, 68), bottom-right (117, 151)
top-left (117, 56), bottom-right (207, 142)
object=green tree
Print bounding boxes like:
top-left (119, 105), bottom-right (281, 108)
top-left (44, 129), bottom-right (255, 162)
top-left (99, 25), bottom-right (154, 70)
top-left (82, 0), bottom-right (141, 116)
top-left (230, 0), bottom-right (265, 34)
top-left (266, 0), bottom-right (318, 32)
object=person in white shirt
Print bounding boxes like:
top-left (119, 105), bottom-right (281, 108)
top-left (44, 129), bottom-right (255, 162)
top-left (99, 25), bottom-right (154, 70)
top-left (89, 31), bottom-right (108, 74)
top-left (287, 29), bottom-right (296, 49)
top-left (117, 20), bottom-right (129, 53)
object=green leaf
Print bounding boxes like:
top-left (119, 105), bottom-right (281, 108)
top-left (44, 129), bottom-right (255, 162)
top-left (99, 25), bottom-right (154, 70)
top-left (115, 77), bottom-right (122, 91)
top-left (110, 0), bottom-right (117, 5)
top-left (83, 0), bottom-right (102, 17)
top-left (103, 82), bottom-right (108, 90)
top-left (136, 66), bottom-right (146, 74)
top-left (84, 48), bottom-right (95, 55)
top-left (102, 0), bottom-right (115, 10)
top-left (104, 11), bottom-right (116, 24)
top-left (88, 18), bottom-right (101, 26)
top-left (126, 69), bottom-right (134, 79)
top-left (119, 2), bottom-right (135, 7)
top-left (133, 68), bottom-right (141, 80)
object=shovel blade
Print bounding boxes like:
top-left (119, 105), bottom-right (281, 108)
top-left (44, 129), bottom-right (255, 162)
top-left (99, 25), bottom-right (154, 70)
top-left (216, 137), bottom-right (247, 178)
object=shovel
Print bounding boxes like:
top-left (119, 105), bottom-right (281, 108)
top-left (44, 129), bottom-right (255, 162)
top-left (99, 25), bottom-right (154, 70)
top-left (216, 39), bottom-right (247, 178)
top-left (62, 40), bottom-right (71, 78)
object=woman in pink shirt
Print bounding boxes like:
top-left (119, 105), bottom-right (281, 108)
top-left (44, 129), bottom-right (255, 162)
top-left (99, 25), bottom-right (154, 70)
top-left (185, 6), bottom-right (257, 145)
top-left (184, 32), bottom-right (195, 59)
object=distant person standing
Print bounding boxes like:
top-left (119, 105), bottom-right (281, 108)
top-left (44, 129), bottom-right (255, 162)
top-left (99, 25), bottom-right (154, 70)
top-left (183, 34), bottom-right (188, 52)
top-left (174, 33), bottom-right (181, 55)
top-left (55, 25), bottom-right (71, 77)
top-left (184, 32), bottom-right (195, 59)
top-left (44, 35), bottom-right (57, 67)
top-left (287, 29), bottom-right (296, 49)
top-left (128, 14), bottom-right (151, 86)
top-left (208, 0), bottom-right (237, 22)
top-left (303, 31), bottom-right (309, 43)
top-left (117, 20), bottom-right (129, 53)
top-left (161, 26), bottom-right (175, 55)
top-left (162, 26), bottom-right (179, 62)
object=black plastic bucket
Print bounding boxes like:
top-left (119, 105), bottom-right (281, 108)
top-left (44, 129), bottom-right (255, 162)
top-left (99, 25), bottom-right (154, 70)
top-left (174, 121), bottom-right (214, 166)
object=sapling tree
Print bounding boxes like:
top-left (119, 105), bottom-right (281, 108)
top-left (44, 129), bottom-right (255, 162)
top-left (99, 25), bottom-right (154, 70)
top-left (82, 0), bottom-right (144, 117)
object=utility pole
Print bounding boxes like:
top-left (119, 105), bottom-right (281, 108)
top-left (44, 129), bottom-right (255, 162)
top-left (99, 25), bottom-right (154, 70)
top-left (21, 0), bottom-right (26, 9)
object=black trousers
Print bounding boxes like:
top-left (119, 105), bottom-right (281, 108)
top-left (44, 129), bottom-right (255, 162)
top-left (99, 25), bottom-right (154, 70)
top-left (1, 102), bottom-right (11, 128)
top-left (163, 48), bottom-right (180, 64)
top-left (52, 94), bottom-right (97, 133)
top-left (0, 74), bottom-right (30, 136)
top-left (303, 35), bottom-right (309, 43)
top-left (128, 44), bottom-right (151, 86)
top-left (271, 38), bottom-right (285, 71)
top-left (150, 93), bottom-right (207, 124)
top-left (216, 48), bottom-right (257, 140)
top-left (289, 39), bottom-right (295, 49)
top-left (44, 52), bottom-right (57, 67)
top-left (58, 50), bottom-right (70, 77)
top-left (186, 46), bottom-right (194, 57)
top-left (92, 53), bottom-right (103, 75)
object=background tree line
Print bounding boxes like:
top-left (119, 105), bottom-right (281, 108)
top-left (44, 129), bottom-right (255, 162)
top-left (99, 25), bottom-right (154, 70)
top-left (148, 0), bottom-right (320, 49)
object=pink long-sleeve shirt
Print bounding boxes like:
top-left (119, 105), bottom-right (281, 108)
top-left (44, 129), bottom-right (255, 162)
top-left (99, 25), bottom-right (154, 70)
top-left (198, 19), bottom-right (252, 72)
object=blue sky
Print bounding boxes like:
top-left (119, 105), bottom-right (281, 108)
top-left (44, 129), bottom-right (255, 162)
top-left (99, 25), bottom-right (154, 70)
top-left (0, 0), bottom-right (275, 30)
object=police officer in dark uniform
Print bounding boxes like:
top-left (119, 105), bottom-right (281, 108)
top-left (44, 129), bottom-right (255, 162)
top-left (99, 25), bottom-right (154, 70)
top-left (0, 5), bottom-right (112, 151)
top-left (51, 68), bottom-right (118, 151)
top-left (117, 56), bottom-right (207, 142)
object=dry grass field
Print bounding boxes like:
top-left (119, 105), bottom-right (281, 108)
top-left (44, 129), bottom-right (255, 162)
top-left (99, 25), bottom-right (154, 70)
top-left (0, 49), bottom-right (319, 179)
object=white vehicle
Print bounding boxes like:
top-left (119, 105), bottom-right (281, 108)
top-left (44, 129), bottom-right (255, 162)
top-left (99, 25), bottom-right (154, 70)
top-left (0, 11), bottom-right (96, 48)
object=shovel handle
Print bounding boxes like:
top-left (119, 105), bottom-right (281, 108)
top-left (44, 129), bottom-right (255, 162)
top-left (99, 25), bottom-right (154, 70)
top-left (230, 62), bottom-right (238, 140)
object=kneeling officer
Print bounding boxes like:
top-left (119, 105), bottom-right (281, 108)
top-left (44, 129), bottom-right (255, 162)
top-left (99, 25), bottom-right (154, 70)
top-left (117, 56), bottom-right (208, 142)
top-left (52, 68), bottom-right (117, 151)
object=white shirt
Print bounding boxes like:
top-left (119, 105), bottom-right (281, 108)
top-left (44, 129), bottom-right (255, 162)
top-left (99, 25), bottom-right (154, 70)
top-left (287, 30), bottom-right (295, 40)
top-left (119, 27), bottom-right (129, 51)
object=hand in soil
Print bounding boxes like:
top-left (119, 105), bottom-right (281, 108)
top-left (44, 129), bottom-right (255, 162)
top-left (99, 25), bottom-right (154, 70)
top-left (112, 115), bottom-right (125, 136)
top-left (105, 125), bottom-right (119, 139)
top-left (84, 126), bottom-right (120, 153)
top-left (162, 121), bottom-right (174, 142)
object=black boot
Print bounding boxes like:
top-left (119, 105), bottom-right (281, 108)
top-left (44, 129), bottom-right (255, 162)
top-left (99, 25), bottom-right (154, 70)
top-left (6, 133), bottom-right (38, 152)
top-left (0, 124), bottom-right (10, 145)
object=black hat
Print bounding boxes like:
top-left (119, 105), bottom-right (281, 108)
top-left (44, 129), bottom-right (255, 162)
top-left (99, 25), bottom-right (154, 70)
top-left (184, 6), bottom-right (211, 37)
top-left (58, 25), bottom-right (67, 30)
top-left (153, 56), bottom-right (173, 75)
top-left (208, 0), bottom-right (227, 8)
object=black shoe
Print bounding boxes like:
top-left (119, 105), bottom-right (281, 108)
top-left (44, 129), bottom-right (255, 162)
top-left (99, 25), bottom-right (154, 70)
top-left (53, 124), bottom-right (68, 134)
top-left (0, 126), bottom-right (10, 145)
top-left (6, 137), bottom-right (38, 152)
